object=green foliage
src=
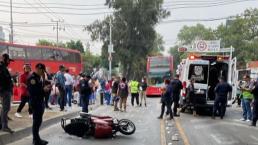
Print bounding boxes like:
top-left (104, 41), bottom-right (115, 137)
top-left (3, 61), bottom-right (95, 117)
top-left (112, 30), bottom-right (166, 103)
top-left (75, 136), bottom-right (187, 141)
top-left (36, 39), bottom-right (84, 52)
top-left (82, 50), bottom-right (101, 75)
top-left (86, 0), bottom-right (169, 79)
top-left (66, 40), bottom-right (84, 53)
top-left (170, 8), bottom-right (258, 69)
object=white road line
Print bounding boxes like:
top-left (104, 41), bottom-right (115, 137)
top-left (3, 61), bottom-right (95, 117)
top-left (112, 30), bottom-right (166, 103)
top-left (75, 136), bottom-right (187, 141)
top-left (251, 135), bottom-right (258, 142)
top-left (210, 134), bottom-right (238, 145)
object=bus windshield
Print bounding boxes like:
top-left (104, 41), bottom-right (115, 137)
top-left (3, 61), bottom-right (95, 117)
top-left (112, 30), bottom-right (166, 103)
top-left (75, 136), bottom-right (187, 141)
top-left (148, 77), bottom-right (164, 86)
top-left (188, 64), bottom-right (208, 84)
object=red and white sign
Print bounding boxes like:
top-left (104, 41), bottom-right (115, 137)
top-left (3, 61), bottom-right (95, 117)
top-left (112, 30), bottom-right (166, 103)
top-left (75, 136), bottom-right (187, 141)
top-left (196, 41), bottom-right (207, 51)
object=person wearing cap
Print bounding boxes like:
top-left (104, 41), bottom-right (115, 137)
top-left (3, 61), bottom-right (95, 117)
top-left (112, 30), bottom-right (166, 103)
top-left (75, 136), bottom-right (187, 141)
top-left (212, 77), bottom-right (232, 119)
top-left (15, 64), bottom-right (33, 118)
top-left (54, 65), bottom-right (66, 111)
top-left (0, 53), bottom-right (14, 133)
top-left (27, 63), bottom-right (51, 145)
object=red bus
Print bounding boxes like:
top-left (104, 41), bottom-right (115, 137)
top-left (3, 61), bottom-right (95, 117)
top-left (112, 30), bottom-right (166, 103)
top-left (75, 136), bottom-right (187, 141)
top-left (0, 42), bottom-right (83, 102)
top-left (146, 56), bottom-right (173, 97)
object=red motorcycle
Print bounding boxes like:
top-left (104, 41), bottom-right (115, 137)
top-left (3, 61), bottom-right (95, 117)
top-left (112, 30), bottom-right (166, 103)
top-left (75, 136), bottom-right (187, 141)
top-left (61, 113), bottom-right (136, 138)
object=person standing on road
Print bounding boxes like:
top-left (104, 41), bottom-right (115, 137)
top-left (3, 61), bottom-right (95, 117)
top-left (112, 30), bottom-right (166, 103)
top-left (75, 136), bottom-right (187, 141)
top-left (129, 79), bottom-right (140, 107)
top-left (0, 54), bottom-right (14, 133)
top-left (112, 77), bottom-right (120, 111)
top-left (118, 77), bottom-right (129, 112)
top-left (27, 63), bottom-right (51, 145)
top-left (79, 75), bottom-right (92, 113)
top-left (64, 69), bottom-right (74, 109)
top-left (240, 75), bottom-right (254, 122)
top-left (158, 79), bottom-right (173, 120)
top-left (15, 64), bottom-right (33, 118)
top-left (212, 77), bottom-right (232, 119)
top-left (251, 78), bottom-right (258, 127)
top-left (140, 77), bottom-right (148, 107)
top-left (170, 75), bottom-right (183, 116)
top-left (54, 65), bottom-right (66, 111)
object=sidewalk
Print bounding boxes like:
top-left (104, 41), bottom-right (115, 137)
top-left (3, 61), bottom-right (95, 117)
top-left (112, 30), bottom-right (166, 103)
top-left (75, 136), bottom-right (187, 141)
top-left (0, 102), bottom-right (100, 145)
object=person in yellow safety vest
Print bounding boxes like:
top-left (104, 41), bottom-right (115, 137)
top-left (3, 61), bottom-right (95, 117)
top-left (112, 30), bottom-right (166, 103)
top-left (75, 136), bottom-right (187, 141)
top-left (129, 80), bottom-right (140, 107)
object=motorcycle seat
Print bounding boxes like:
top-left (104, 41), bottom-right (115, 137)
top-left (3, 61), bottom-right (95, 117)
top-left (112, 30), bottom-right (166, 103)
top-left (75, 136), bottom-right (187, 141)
top-left (92, 119), bottom-right (109, 125)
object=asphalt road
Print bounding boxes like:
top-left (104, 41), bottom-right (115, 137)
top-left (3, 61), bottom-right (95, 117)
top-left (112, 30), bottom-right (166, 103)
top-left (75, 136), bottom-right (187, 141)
top-left (177, 107), bottom-right (258, 145)
top-left (7, 98), bottom-right (163, 145)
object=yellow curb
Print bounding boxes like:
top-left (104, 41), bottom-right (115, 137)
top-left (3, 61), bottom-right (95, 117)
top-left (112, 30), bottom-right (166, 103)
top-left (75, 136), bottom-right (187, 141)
top-left (174, 118), bottom-right (191, 145)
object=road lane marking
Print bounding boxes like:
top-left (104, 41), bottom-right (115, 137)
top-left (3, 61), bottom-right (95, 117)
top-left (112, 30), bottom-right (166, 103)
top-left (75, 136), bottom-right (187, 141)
top-left (174, 118), bottom-right (191, 145)
top-left (251, 135), bottom-right (258, 142)
top-left (160, 119), bottom-right (167, 145)
top-left (210, 134), bottom-right (239, 145)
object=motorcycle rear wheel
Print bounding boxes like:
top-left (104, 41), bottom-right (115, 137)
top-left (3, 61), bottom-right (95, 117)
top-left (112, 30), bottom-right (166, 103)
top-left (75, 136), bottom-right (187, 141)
top-left (118, 119), bottom-right (136, 135)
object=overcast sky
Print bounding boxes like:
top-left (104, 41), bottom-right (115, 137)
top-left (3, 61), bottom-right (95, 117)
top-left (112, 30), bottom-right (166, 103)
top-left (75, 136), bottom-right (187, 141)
top-left (0, 0), bottom-right (257, 55)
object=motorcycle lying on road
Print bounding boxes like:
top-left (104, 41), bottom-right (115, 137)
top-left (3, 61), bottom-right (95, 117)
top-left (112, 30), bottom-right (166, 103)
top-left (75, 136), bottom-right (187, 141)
top-left (61, 112), bottom-right (136, 138)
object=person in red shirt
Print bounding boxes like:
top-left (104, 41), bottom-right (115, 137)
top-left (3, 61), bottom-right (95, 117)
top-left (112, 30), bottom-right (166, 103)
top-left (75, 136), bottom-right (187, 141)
top-left (15, 64), bottom-right (33, 118)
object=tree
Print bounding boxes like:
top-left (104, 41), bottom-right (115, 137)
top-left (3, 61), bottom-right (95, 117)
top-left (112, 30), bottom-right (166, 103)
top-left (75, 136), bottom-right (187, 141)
top-left (36, 39), bottom-right (66, 48)
top-left (215, 8), bottom-right (258, 68)
top-left (36, 39), bottom-right (55, 46)
top-left (86, 0), bottom-right (169, 79)
top-left (66, 40), bottom-right (84, 53)
top-left (169, 24), bottom-right (216, 68)
top-left (177, 24), bottom-right (216, 45)
top-left (82, 50), bottom-right (101, 75)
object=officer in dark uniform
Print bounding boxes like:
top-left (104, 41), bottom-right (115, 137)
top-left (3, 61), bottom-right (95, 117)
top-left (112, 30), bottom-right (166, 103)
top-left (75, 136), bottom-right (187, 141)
top-left (212, 77), bottom-right (232, 119)
top-left (251, 79), bottom-right (258, 127)
top-left (27, 63), bottom-right (51, 145)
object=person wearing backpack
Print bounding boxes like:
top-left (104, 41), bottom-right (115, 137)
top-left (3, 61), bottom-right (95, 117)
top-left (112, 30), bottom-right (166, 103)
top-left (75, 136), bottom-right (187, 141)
top-left (117, 77), bottom-right (129, 112)
top-left (170, 75), bottom-right (183, 117)
top-left (79, 75), bottom-right (92, 113)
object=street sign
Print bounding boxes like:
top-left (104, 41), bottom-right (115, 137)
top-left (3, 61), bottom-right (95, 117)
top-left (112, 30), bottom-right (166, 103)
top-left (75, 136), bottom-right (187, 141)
top-left (195, 40), bottom-right (220, 52)
top-left (178, 47), bottom-right (187, 52)
top-left (108, 44), bottom-right (114, 53)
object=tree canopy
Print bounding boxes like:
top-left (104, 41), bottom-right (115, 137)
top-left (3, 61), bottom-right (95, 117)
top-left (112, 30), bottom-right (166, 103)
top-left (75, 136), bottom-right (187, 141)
top-left (170, 8), bottom-right (258, 69)
top-left (86, 0), bottom-right (169, 79)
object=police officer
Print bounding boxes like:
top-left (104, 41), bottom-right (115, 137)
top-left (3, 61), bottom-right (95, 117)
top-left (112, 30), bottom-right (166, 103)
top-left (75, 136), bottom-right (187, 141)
top-left (27, 63), bottom-right (51, 145)
top-left (0, 53), bottom-right (14, 133)
top-left (170, 75), bottom-right (183, 116)
top-left (212, 77), bottom-right (232, 119)
top-left (251, 79), bottom-right (258, 127)
top-left (79, 75), bottom-right (92, 113)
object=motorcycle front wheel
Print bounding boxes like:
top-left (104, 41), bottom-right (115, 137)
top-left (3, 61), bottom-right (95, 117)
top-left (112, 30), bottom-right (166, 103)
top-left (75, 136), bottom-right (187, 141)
top-left (118, 119), bottom-right (136, 135)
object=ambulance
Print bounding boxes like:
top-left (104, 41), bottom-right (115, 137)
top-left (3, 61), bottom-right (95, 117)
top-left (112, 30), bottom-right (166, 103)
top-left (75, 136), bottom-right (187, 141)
top-left (177, 42), bottom-right (237, 111)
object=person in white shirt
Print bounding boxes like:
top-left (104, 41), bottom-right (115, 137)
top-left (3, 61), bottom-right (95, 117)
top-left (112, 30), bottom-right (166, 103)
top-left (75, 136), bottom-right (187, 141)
top-left (64, 69), bottom-right (74, 107)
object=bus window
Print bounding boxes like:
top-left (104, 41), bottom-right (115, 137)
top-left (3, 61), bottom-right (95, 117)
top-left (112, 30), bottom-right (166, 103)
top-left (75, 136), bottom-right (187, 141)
top-left (26, 47), bottom-right (42, 60)
top-left (188, 64), bottom-right (208, 84)
top-left (42, 48), bottom-right (55, 60)
top-left (60, 51), bottom-right (69, 62)
top-left (53, 50), bottom-right (63, 61)
top-left (74, 53), bottom-right (81, 63)
top-left (0, 44), bottom-right (8, 54)
top-left (9, 46), bottom-right (26, 59)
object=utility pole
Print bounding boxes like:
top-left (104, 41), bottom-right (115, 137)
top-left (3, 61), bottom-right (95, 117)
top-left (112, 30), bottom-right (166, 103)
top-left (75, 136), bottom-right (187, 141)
top-left (9, 0), bottom-right (13, 43)
top-left (52, 19), bottom-right (64, 46)
top-left (108, 16), bottom-right (114, 80)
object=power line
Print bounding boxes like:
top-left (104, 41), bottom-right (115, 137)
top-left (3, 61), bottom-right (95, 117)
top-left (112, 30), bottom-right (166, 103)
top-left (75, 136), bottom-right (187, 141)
top-left (160, 16), bottom-right (232, 24)
top-left (34, 0), bottom-right (85, 42)
top-left (0, 9), bottom-right (112, 16)
top-left (0, 0), bottom-right (255, 13)
top-left (0, 0), bottom-right (105, 7)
